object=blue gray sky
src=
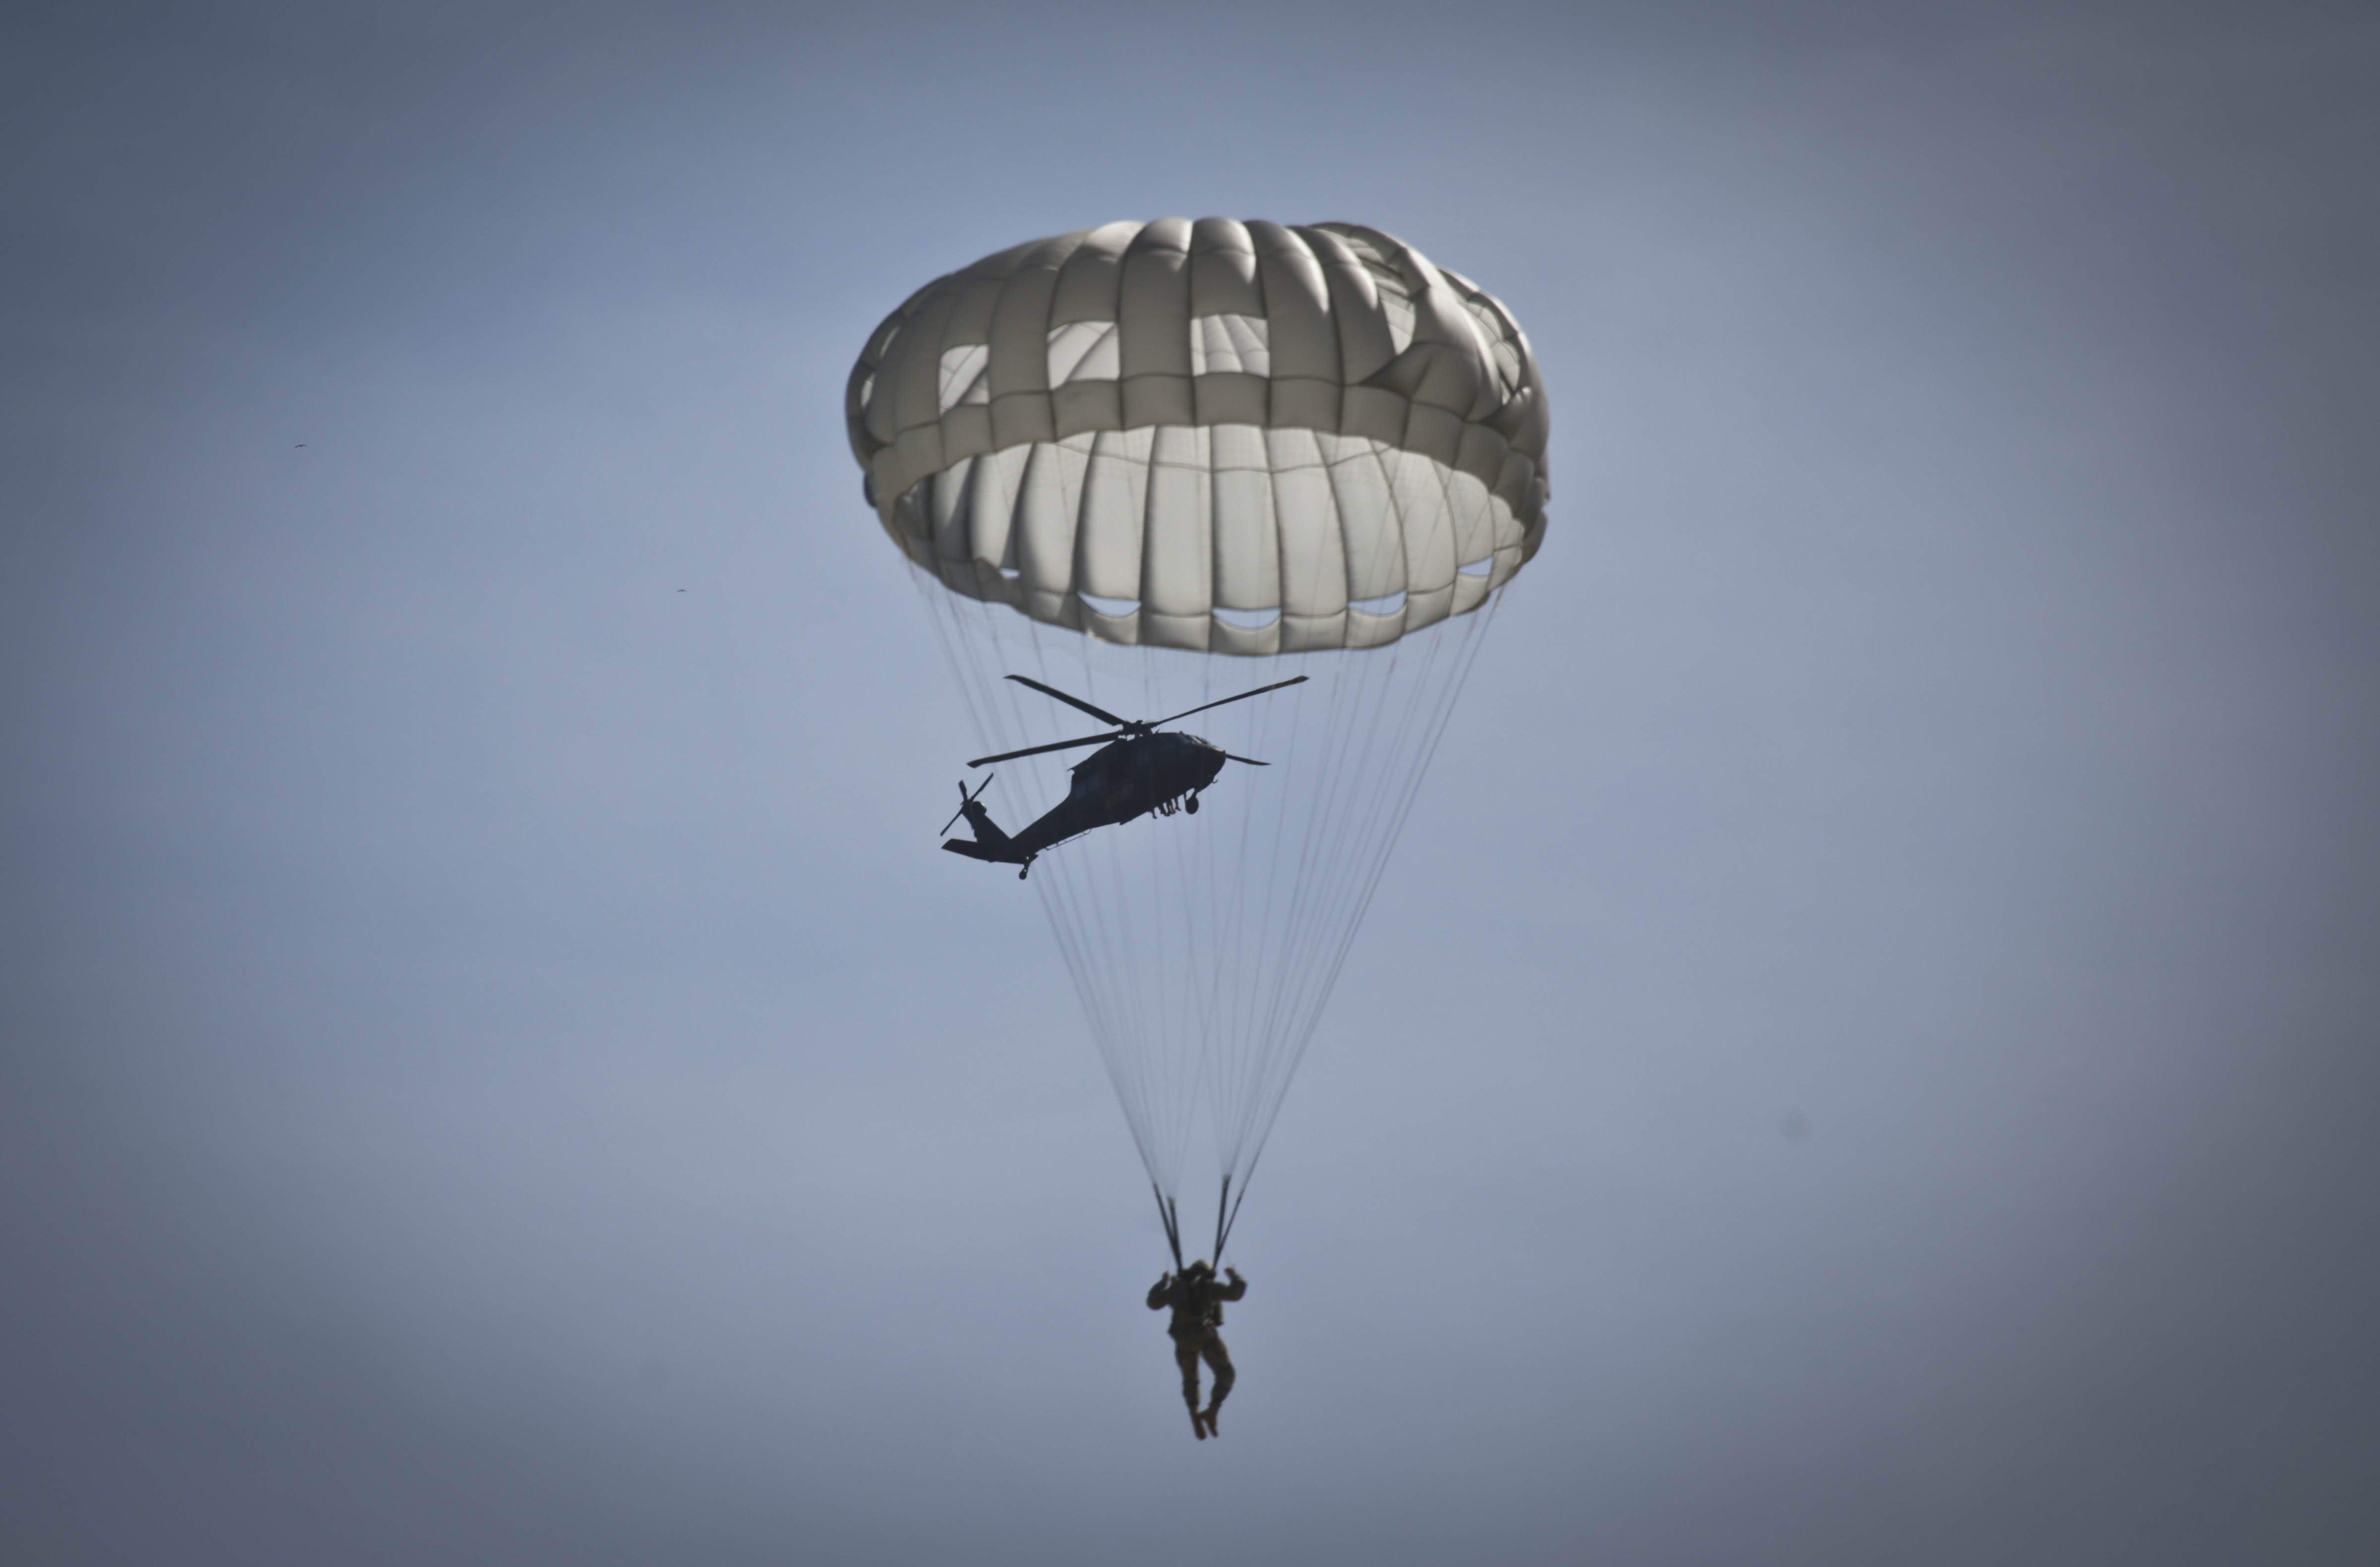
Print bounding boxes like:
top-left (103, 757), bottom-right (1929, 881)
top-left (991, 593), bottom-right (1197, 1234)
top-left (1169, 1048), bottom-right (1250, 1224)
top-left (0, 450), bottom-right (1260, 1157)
top-left (4, 3), bottom-right (2376, 1563)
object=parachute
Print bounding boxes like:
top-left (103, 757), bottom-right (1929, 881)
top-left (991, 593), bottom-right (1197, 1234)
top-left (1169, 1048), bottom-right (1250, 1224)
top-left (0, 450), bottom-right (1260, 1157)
top-left (847, 219), bottom-right (1547, 1263)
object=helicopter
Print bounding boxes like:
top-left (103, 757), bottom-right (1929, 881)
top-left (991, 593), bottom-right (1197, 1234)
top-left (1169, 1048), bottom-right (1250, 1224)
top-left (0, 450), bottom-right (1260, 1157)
top-left (940, 673), bottom-right (1309, 879)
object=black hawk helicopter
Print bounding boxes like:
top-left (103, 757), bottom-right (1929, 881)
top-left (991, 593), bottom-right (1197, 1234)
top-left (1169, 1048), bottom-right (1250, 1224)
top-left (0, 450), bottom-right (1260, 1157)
top-left (941, 673), bottom-right (1308, 879)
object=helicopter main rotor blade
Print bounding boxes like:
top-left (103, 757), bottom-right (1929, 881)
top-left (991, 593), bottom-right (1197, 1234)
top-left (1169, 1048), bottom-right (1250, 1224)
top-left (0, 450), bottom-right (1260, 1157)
top-left (1219, 754), bottom-right (1270, 766)
top-left (966, 731), bottom-right (1121, 768)
top-left (1004, 674), bottom-right (1130, 729)
top-left (1148, 674), bottom-right (1310, 730)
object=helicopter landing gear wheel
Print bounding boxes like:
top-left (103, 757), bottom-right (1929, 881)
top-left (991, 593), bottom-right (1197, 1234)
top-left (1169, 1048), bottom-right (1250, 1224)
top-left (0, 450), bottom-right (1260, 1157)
top-left (1185, 794), bottom-right (1200, 814)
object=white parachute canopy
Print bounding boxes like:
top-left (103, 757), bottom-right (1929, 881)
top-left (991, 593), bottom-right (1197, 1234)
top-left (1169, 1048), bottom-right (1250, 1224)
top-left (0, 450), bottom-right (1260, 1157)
top-left (848, 219), bottom-right (1548, 1260)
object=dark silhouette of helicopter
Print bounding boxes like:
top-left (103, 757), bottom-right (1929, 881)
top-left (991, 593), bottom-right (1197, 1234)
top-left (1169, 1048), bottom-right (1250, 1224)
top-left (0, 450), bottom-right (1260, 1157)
top-left (941, 674), bottom-right (1308, 879)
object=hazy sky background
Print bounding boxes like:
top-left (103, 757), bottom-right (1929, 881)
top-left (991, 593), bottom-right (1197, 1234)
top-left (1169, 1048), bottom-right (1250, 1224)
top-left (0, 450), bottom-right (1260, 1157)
top-left (4, 2), bottom-right (2376, 1563)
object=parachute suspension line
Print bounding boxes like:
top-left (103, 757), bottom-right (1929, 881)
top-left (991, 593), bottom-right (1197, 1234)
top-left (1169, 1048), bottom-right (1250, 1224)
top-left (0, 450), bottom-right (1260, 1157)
top-left (911, 571), bottom-right (1182, 1198)
top-left (1246, 651), bottom-right (1374, 1137)
top-left (1006, 611), bottom-right (1195, 1197)
top-left (1204, 516), bottom-right (1338, 1201)
top-left (1105, 646), bottom-right (1191, 1193)
top-left (1034, 627), bottom-right (1182, 1193)
top-left (1210, 1173), bottom-right (1231, 1266)
top-left (1207, 594), bottom-right (1507, 1190)
top-left (1228, 643), bottom-right (1386, 1179)
top-left (1143, 645), bottom-right (1202, 1188)
top-left (1199, 652), bottom-right (1241, 1229)
top-left (1287, 598), bottom-right (1498, 1167)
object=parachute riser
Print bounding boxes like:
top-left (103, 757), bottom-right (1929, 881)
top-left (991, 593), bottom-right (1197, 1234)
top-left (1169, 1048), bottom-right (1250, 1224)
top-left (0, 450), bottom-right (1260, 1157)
top-left (1154, 1186), bottom-right (1185, 1273)
top-left (1211, 1174), bottom-right (1231, 1267)
top-left (1214, 1169), bottom-right (1255, 1266)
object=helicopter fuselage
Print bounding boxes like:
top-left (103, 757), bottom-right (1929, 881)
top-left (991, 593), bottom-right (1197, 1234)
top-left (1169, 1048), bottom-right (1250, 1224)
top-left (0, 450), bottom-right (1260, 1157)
top-left (944, 731), bottom-right (1227, 876)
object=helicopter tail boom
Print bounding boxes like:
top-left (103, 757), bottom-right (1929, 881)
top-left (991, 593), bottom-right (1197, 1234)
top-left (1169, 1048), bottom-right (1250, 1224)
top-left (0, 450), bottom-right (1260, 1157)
top-left (941, 835), bottom-right (1026, 864)
top-left (941, 794), bottom-right (1030, 865)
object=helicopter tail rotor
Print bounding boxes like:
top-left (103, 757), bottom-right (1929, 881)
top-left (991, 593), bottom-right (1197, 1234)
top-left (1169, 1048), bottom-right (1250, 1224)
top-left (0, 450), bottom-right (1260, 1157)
top-left (939, 773), bottom-right (996, 836)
